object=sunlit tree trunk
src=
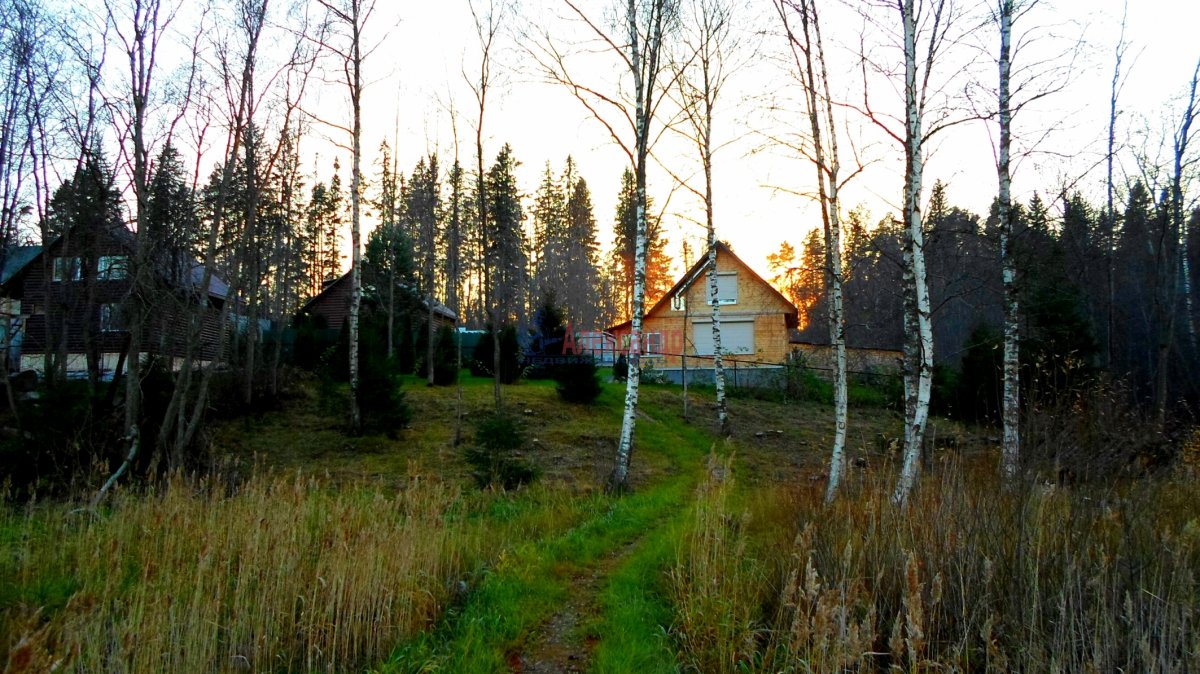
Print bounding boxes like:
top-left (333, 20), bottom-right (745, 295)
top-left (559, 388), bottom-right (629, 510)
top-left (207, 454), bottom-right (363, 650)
top-left (613, 0), bottom-right (670, 492)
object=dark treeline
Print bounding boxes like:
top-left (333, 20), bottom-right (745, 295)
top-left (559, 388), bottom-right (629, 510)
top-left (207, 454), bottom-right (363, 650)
top-left (778, 178), bottom-right (1200, 437)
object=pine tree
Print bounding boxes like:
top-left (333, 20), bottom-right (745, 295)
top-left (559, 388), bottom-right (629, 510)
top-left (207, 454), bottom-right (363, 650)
top-left (43, 151), bottom-right (125, 384)
top-left (485, 144), bottom-right (527, 326)
top-left (445, 159), bottom-right (465, 317)
top-left (562, 160), bottom-right (602, 328)
top-left (531, 161), bottom-right (567, 304)
top-left (612, 167), bottom-right (671, 317)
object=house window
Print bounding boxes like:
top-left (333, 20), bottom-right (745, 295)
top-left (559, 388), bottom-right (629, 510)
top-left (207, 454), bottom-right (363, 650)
top-left (693, 319), bottom-right (754, 355)
top-left (644, 332), bottom-right (664, 356)
top-left (671, 293), bottom-right (686, 311)
top-left (97, 255), bottom-right (129, 280)
top-left (52, 257), bottom-right (81, 282)
top-left (100, 304), bottom-right (124, 332)
top-left (707, 272), bottom-right (737, 305)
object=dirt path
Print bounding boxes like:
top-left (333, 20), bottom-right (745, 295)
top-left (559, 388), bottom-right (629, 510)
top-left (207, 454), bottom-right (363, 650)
top-left (512, 540), bottom-right (642, 673)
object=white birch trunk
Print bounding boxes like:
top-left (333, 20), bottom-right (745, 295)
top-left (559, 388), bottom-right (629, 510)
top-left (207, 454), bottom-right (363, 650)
top-left (347, 2), bottom-right (363, 432)
top-left (704, 114), bottom-right (728, 436)
top-left (707, 236), bottom-right (727, 433)
top-left (611, 0), bottom-right (653, 491)
top-left (998, 0), bottom-right (1020, 480)
top-left (794, 0), bottom-right (848, 501)
top-left (1176, 61), bottom-right (1200, 353)
top-left (892, 0), bottom-right (935, 507)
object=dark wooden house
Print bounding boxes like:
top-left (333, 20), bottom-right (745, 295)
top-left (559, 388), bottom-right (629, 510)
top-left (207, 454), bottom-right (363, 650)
top-left (0, 223), bottom-right (229, 379)
top-left (300, 271), bottom-right (457, 332)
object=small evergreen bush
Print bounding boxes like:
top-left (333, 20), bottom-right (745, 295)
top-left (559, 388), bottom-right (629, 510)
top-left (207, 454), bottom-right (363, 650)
top-left (357, 355), bottom-right (411, 436)
top-left (525, 299), bottom-right (567, 379)
top-left (554, 356), bottom-right (603, 404)
top-left (418, 324), bottom-right (459, 385)
top-left (464, 411), bottom-right (537, 489)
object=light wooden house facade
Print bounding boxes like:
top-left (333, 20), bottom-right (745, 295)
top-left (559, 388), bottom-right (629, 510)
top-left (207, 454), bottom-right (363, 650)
top-left (607, 242), bottom-right (799, 381)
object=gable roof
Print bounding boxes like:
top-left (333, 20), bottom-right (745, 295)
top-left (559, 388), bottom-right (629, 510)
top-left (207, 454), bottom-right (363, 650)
top-left (0, 246), bottom-right (42, 285)
top-left (607, 241), bottom-right (798, 331)
top-left (301, 271), bottom-right (457, 321)
top-left (0, 224), bottom-right (228, 301)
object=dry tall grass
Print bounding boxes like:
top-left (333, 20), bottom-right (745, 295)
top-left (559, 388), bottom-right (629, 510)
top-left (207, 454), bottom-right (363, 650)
top-left (2, 475), bottom-right (471, 673)
top-left (673, 458), bottom-right (1200, 673)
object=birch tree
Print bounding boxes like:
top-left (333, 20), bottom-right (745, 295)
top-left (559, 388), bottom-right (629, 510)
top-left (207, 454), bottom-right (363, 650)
top-left (1103, 3), bottom-right (1131, 369)
top-left (1152, 58), bottom-right (1200, 426)
top-left (989, 0), bottom-right (1077, 479)
top-left (313, 0), bottom-right (377, 432)
top-left (777, 0), bottom-right (849, 501)
top-left (104, 0), bottom-right (182, 443)
top-left (872, 0), bottom-right (970, 506)
top-left (996, 0), bottom-right (1018, 479)
top-left (674, 0), bottom-right (745, 436)
top-left (158, 0), bottom-right (266, 462)
top-left (532, 0), bottom-right (680, 492)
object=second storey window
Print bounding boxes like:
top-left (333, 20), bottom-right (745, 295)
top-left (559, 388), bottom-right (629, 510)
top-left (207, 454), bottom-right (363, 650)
top-left (97, 255), bottom-right (129, 280)
top-left (52, 257), bottom-right (81, 282)
top-left (707, 272), bottom-right (737, 305)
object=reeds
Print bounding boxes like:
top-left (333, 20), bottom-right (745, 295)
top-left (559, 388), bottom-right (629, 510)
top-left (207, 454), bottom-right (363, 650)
top-left (673, 458), bottom-right (1200, 672)
top-left (2, 475), bottom-right (471, 673)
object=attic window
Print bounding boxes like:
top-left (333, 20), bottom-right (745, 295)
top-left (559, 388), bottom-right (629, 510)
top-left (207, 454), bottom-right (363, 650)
top-left (671, 293), bottom-right (685, 311)
top-left (52, 257), bottom-right (81, 282)
top-left (707, 272), bottom-right (737, 305)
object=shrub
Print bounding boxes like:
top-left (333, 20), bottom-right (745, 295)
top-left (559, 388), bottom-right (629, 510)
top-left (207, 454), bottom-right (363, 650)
top-left (315, 346), bottom-right (346, 416)
top-left (469, 325), bottom-right (522, 384)
top-left (613, 353), bottom-right (629, 382)
top-left (418, 324), bottom-right (459, 386)
top-left (554, 356), bottom-right (603, 404)
top-left (525, 299), bottom-right (567, 380)
top-left (357, 355), bottom-right (411, 436)
top-left (0, 379), bottom-right (112, 497)
top-left (463, 411), bottom-right (537, 489)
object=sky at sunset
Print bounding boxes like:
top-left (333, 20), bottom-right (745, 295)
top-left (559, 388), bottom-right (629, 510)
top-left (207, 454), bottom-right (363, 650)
top-left (268, 0), bottom-right (1200, 280)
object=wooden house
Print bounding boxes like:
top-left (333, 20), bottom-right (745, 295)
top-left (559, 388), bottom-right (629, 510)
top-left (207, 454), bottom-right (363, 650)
top-left (0, 223), bottom-right (229, 378)
top-left (606, 242), bottom-right (799, 383)
top-left (299, 271), bottom-right (457, 332)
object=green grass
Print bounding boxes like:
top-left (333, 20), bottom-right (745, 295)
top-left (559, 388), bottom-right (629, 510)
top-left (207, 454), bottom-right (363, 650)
top-left (2, 368), bottom-right (919, 673)
top-left (588, 516), bottom-right (684, 674)
top-left (379, 392), bottom-right (719, 674)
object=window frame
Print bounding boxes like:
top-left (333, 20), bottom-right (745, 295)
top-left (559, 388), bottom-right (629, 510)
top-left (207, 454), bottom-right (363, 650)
top-left (52, 257), bottom-right (82, 282)
top-left (97, 255), bottom-right (129, 281)
top-left (643, 331), bottom-right (665, 357)
top-left (707, 272), bottom-right (738, 305)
